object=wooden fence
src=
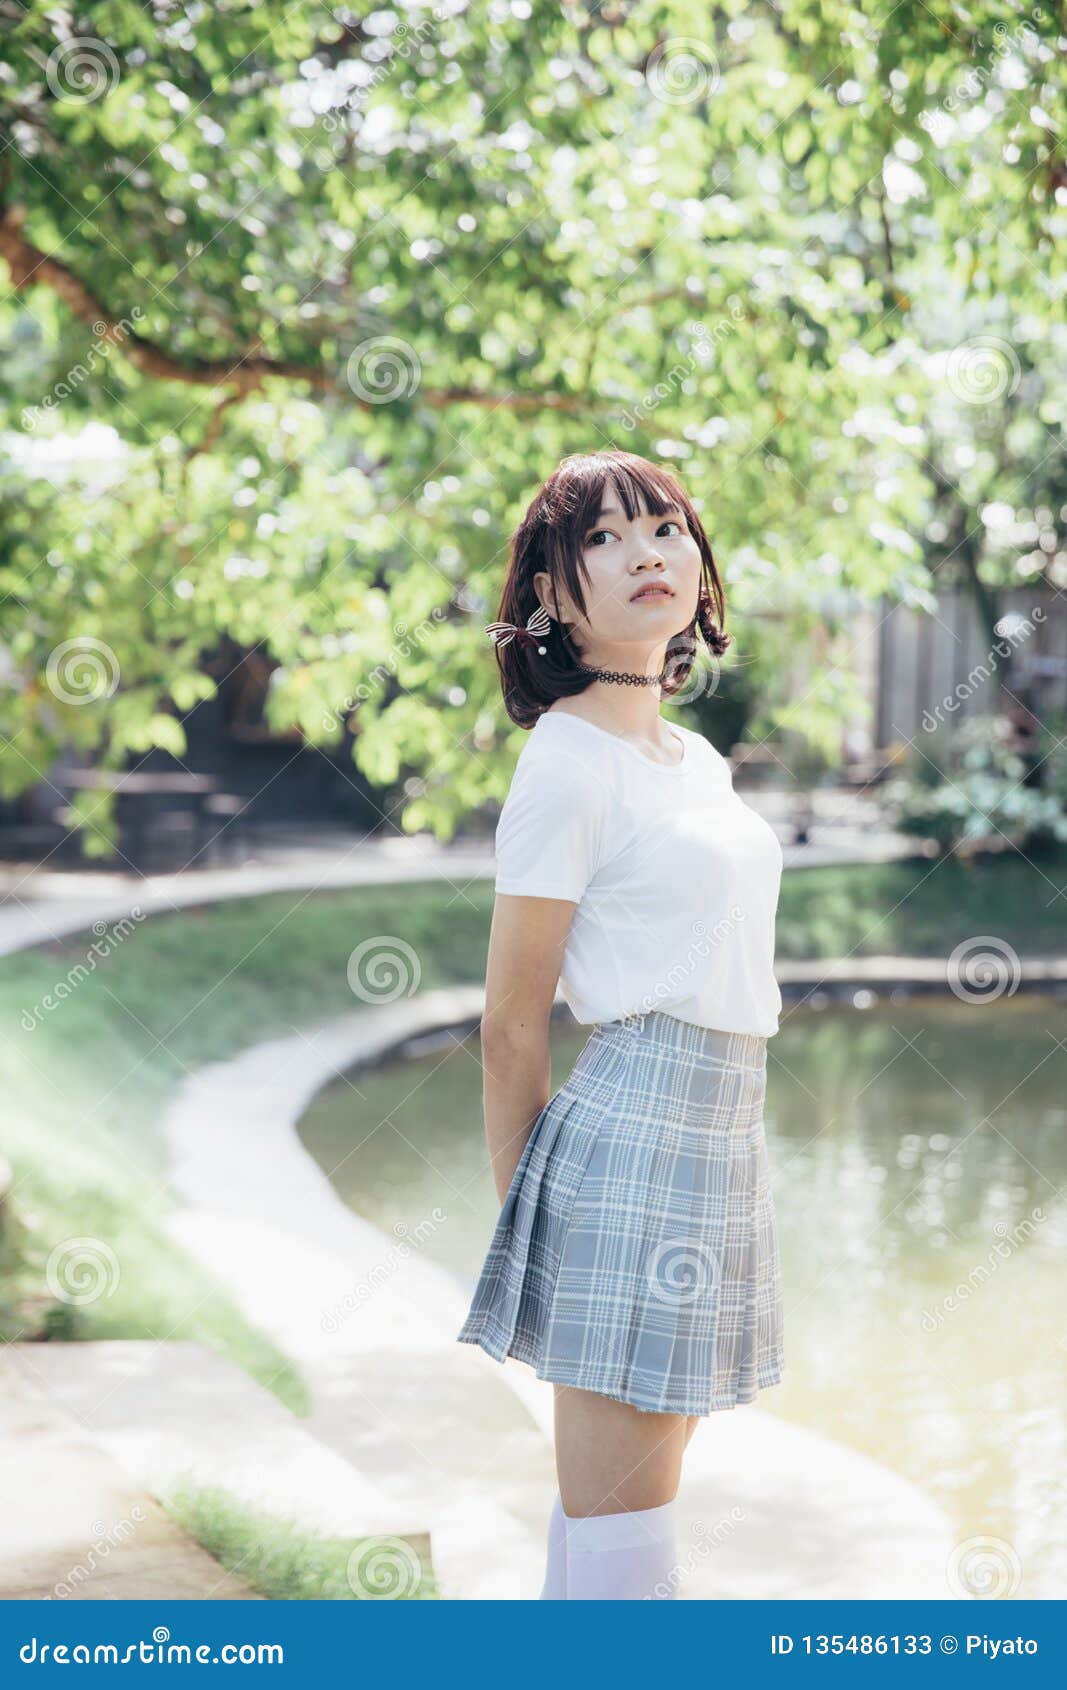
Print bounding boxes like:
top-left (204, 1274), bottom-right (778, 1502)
top-left (875, 588), bottom-right (1067, 747)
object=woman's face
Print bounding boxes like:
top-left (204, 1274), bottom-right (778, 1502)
top-left (534, 491), bottom-right (703, 663)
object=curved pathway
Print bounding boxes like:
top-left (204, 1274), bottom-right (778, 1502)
top-left (0, 814), bottom-right (915, 960)
top-left (160, 983), bottom-right (960, 1601)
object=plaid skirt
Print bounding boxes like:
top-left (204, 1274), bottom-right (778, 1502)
top-left (456, 1008), bottom-right (785, 1415)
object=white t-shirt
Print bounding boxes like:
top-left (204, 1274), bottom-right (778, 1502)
top-left (492, 709), bottom-right (784, 1037)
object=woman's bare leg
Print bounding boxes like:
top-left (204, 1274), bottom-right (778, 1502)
top-left (552, 1384), bottom-right (689, 1598)
top-left (553, 1383), bottom-right (688, 1516)
top-left (685, 1414), bottom-right (701, 1447)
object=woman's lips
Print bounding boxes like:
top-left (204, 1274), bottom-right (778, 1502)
top-left (631, 586), bottom-right (674, 601)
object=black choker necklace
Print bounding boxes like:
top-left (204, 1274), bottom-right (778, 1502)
top-left (575, 661), bottom-right (669, 688)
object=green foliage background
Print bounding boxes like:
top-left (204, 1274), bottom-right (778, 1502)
top-left (1, 0), bottom-right (1064, 845)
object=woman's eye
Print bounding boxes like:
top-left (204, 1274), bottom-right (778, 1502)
top-left (586, 520), bottom-right (681, 546)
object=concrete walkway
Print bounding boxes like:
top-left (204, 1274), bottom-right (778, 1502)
top-left (158, 984), bottom-right (960, 1601)
top-left (0, 1348), bottom-right (262, 1600)
top-left (161, 987), bottom-right (553, 1601)
top-left (7, 1339), bottom-right (431, 1598)
top-left (0, 801), bottom-right (916, 959)
top-left (3, 835), bottom-right (1063, 1004)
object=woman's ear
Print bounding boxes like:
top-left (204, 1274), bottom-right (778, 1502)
top-left (532, 569), bottom-right (573, 628)
top-left (531, 569), bottom-right (552, 616)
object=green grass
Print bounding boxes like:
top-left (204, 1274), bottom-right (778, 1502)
top-left (0, 1174), bottom-right (308, 1413)
top-left (165, 1482), bottom-right (438, 1601)
top-left (0, 879), bottom-right (493, 1403)
top-left (776, 848), bottom-right (1067, 961)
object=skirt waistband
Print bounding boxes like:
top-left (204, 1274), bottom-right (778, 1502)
top-left (589, 1008), bottom-right (767, 1072)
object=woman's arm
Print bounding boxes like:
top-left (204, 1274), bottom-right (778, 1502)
top-left (479, 890), bottom-right (578, 1203)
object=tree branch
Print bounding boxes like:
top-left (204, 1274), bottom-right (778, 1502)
top-left (0, 203), bottom-right (587, 412)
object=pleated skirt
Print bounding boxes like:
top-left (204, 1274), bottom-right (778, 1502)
top-left (456, 1007), bottom-right (785, 1415)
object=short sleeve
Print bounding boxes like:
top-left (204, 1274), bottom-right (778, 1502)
top-left (493, 746), bottom-right (609, 903)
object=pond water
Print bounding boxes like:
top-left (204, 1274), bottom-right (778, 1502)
top-left (298, 995), bottom-right (1067, 1598)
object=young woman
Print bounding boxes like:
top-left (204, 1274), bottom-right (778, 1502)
top-left (457, 448), bottom-right (785, 1601)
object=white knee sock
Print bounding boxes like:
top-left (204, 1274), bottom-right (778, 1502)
top-left (539, 1494), bottom-right (568, 1599)
top-left (563, 1499), bottom-right (679, 1600)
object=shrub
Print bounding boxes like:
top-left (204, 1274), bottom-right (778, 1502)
top-left (885, 715), bottom-right (1067, 856)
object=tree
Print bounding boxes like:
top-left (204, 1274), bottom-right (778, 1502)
top-left (1, 0), bottom-right (1063, 847)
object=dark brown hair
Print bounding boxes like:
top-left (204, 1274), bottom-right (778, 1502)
top-left (487, 449), bottom-right (730, 728)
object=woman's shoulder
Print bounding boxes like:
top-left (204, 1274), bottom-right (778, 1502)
top-left (674, 720), bottom-right (729, 766)
top-left (527, 706), bottom-right (612, 750)
top-left (531, 708), bottom-right (728, 776)
top-left (507, 710), bottom-right (620, 804)
top-left (519, 708), bottom-right (606, 761)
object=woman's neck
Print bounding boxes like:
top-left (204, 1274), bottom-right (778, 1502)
top-left (560, 642), bottom-right (671, 741)
top-left (550, 682), bottom-right (678, 755)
